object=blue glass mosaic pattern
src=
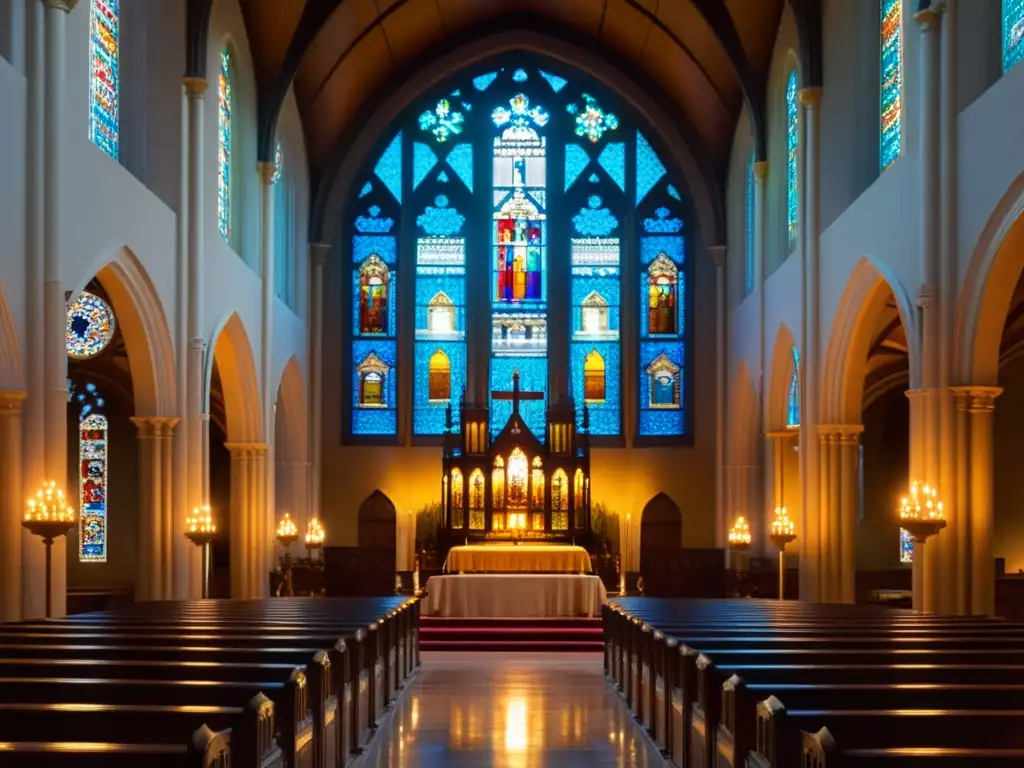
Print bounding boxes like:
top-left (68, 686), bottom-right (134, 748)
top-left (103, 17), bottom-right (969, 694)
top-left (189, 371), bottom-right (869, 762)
top-left (473, 71), bottom-right (499, 91)
top-left (638, 341), bottom-right (684, 436)
top-left (374, 132), bottom-right (402, 203)
top-left (572, 196), bottom-right (619, 236)
top-left (414, 341), bottom-right (466, 435)
top-left (597, 142), bottom-right (625, 191)
top-left (786, 71), bottom-right (799, 250)
top-left (540, 71), bottom-right (568, 92)
top-left (572, 341), bottom-right (620, 435)
top-left (353, 235), bottom-right (396, 265)
top-left (447, 143), bottom-right (473, 191)
top-left (414, 142), bottom-right (438, 190)
top-left (880, 0), bottom-right (903, 171)
top-left (417, 196), bottom-right (466, 236)
top-left (1005, 0), bottom-right (1024, 72)
top-left (636, 131), bottom-right (666, 206)
top-left (642, 207), bottom-right (683, 234)
top-left (565, 144), bottom-right (590, 191)
top-left (352, 340), bottom-right (397, 435)
top-left (640, 235), bottom-right (684, 266)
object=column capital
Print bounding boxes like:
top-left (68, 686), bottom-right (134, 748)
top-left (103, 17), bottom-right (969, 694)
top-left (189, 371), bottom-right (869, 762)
top-left (310, 243), bottom-right (330, 267)
top-left (708, 244), bottom-right (726, 268)
top-left (752, 161), bottom-right (768, 182)
top-left (914, 5), bottom-right (944, 29)
top-left (258, 161), bottom-right (278, 186)
top-left (131, 416), bottom-right (181, 437)
top-left (44, 0), bottom-right (79, 12)
top-left (224, 441), bottom-right (269, 456)
top-left (0, 389), bottom-right (26, 412)
top-left (798, 87), bottom-right (822, 108)
top-left (183, 77), bottom-right (208, 97)
top-left (818, 423), bottom-right (863, 445)
top-left (765, 428), bottom-right (799, 441)
top-left (950, 385), bottom-right (1002, 412)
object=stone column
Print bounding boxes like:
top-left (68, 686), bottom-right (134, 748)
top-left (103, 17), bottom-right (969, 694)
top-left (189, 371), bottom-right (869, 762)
top-left (309, 244), bottom-right (329, 528)
top-left (226, 442), bottom-right (252, 599)
top-left (252, 443), bottom-right (269, 599)
top-left (173, 79), bottom-right (191, 600)
top-left (131, 417), bottom-right (179, 601)
top-left (711, 245), bottom-right (727, 547)
top-left (259, 161), bottom-right (276, 595)
top-left (42, 0), bottom-right (78, 619)
top-left (952, 386), bottom-right (1001, 616)
top-left (22, 0), bottom-right (46, 621)
top-left (754, 161), bottom-right (769, 540)
top-left (798, 86), bottom-right (822, 603)
top-left (183, 75), bottom-right (207, 600)
top-left (818, 424), bottom-right (863, 603)
top-left (0, 390), bottom-right (26, 621)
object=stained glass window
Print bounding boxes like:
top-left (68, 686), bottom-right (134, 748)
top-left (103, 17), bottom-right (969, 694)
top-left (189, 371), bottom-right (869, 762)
top-left (75, 383), bottom-right (108, 563)
top-left (218, 49), bottom-right (233, 241)
top-left (273, 142), bottom-right (292, 306)
top-left (786, 70), bottom-right (799, 251)
top-left (900, 527), bottom-right (913, 564)
top-left (787, 346), bottom-right (800, 428)
top-left (880, 0), bottom-right (903, 172)
top-left (89, 0), bottom-right (118, 159)
top-left (1004, 0), bottom-right (1024, 73)
top-left (346, 62), bottom-right (690, 441)
top-left (745, 153), bottom-right (755, 297)
top-left (66, 291), bottom-right (116, 359)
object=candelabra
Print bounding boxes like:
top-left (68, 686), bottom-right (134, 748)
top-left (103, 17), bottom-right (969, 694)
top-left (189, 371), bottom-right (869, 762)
top-left (22, 482), bottom-right (76, 618)
top-left (276, 513), bottom-right (299, 597)
top-left (184, 506), bottom-right (218, 599)
top-left (898, 482), bottom-right (946, 611)
top-left (305, 517), bottom-right (325, 559)
top-left (769, 506), bottom-right (797, 601)
top-left (727, 516), bottom-right (752, 598)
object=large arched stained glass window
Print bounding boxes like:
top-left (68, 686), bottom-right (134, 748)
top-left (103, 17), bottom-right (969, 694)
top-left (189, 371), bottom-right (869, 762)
top-left (89, 0), bottom-right (119, 159)
top-left (786, 71), bottom-right (799, 252)
top-left (217, 49), bottom-right (233, 241)
top-left (880, 0), bottom-right (903, 171)
top-left (1004, 0), bottom-right (1024, 73)
top-left (345, 61), bottom-right (690, 441)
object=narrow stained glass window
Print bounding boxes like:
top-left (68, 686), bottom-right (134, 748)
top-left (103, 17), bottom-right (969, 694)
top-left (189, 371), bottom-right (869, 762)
top-left (273, 142), bottom-right (291, 305)
top-left (1004, 0), bottom-right (1024, 73)
top-left (787, 346), bottom-right (800, 428)
top-left (79, 411), bottom-right (109, 562)
top-left (745, 153), bottom-right (755, 296)
top-left (786, 71), bottom-right (799, 251)
top-left (880, 0), bottom-right (903, 172)
top-left (218, 49), bottom-right (233, 241)
top-left (900, 527), bottom-right (913, 564)
top-left (89, 0), bottom-right (119, 159)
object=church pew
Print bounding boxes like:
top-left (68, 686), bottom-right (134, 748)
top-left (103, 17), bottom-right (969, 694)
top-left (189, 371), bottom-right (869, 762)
top-left (0, 725), bottom-right (234, 768)
top-left (0, 696), bottom-right (276, 767)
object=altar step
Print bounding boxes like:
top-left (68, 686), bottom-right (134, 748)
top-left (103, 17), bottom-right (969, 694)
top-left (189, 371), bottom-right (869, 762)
top-left (418, 617), bottom-right (604, 653)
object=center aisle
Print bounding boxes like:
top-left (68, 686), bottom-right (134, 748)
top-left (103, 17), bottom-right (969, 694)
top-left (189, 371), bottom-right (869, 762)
top-left (361, 652), bottom-right (664, 767)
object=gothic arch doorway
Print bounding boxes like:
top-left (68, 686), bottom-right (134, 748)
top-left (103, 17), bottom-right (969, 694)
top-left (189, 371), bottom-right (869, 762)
top-left (639, 492), bottom-right (682, 595)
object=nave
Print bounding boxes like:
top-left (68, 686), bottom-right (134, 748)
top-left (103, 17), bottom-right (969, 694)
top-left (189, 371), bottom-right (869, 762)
top-left (362, 653), bottom-right (662, 768)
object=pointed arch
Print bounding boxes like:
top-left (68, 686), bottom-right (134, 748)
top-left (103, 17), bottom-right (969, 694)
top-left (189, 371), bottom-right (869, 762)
top-left (273, 355), bottom-right (307, 465)
top-left (583, 350), bottom-right (606, 402)
top-left (766, 324), bottom-right (798, 432)
top-left (428, 348), bottom-right (451, 401)
top-left (208, 312), bottom-right (262, 443)
top-left (820, 256), bottom-right (918, 424)
top-left (357, 489), bottom-right (396, 551)
top-left (0, 279), bottom-right (22, 390)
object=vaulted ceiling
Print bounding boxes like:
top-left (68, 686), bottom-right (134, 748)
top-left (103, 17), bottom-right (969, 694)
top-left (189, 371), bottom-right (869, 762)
top-left (187, 0), bottom-right (822, 238)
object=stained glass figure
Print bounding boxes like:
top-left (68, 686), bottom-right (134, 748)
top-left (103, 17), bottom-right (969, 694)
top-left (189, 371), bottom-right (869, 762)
top-left (419, 98), bottom-right (465, 142)
top-left (66, 291), bottom-right (116, 359)
top-left (79, 412), bottom-right (109, 562)
top-left (647, 255), bottom-right (678, 335)
top-left (89, 0), bottom-right (119, 159)
top-left (647, 354), bottom-right (681, 407)
top-left (567, 94), bottom-right (619, 143)
top-left (786, 70), bottom-right (799, 250)
top-left (787, 347), bottom-right (800, 428)
top-left (1004, 0), bottom-right (1024, 72)
top-left (358, 255), bottom-right (390, 334)
top-left (218, 49), bottom-right (233, 240)
top-left (880, 0), bottom-right (903, 171)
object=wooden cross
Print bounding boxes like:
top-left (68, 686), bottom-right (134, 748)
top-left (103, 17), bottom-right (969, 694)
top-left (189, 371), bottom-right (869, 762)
top-left (491, 371), bottom-right (544, 416)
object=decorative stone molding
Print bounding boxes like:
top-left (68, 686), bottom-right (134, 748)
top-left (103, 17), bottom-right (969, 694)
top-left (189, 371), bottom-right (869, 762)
top-left (708, 245), bottom-right (726, 269)
top-left (818, 423), bottom-right (864, 446)
top-left (949, 385), bottom-right (1002, 412)
top-left (798, 87), bottom-right (822, 108)
top-left (752, 161), bottom-right (769, 182)
top-left (310, 243), bottom-right (330, 267)
top-left (258, 161), bottom-right (277, 186)
top-left (182, 77), bottom-right (208, 97)
top-left (44, 0), bottom-right (79, 12)
top-left (130, 416), bottom-right (180, 437)
top-left (0, 390), bottom-right (26, 412)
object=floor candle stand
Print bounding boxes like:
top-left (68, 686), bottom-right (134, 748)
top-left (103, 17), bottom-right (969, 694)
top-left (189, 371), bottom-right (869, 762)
top-left (22, 482), bottom-right (76, 619)
top-left (185, 506), bottom-right (218, 599)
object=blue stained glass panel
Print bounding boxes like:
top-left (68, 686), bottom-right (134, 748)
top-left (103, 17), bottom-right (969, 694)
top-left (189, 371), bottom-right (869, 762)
top-left (1004, 0), bottom-right (1024, 72)
top-left (217, 49), bottom-right (232, 240)
top-left (513, 68), bottom-right (528, 82)
top-left (588, 173), bottom-right (600, 183)
top-left (572, 196), bottom-right (619, 236)
top-left (639, 274), bottom-right (684, 338)
top-left (415, 274), bottom-right (466, 331)
top-left (89, 0), bottom-right (119, 159)
top-left (667, 184), bottom-right (681, 201)
top-left (437, 171), bottom-right (449, 183)
top-left (746, 154), bottom-right (755, 296)
top-left (880, 0), bottom-right (903, 171)
top-left (636, 132), bottom-right (666, 205)
top-left (351, 340), bottom-right (397, 436)
top-left (639, 409), bottom-right (684, 436)
top-left (359, 181), bottom-right (373, 198)
top-left (447, 143), bottom-right (474, 191)
top-left (540, 71), bottom-right (568, 92)
top-left (473, 71), bottom-right (499, 91)
top-left (353, 235), bottom-right (396, 266)
top-left (572, 342), bottom-right (620, 435)
top-left (900, 528), bottom-right (913, 564)
top-left (417, 196), bottom-right (465, 236)
top-left (638, 341), bottom-right (684, 436)
top-left (414, 341), bottom-right (467, 435)
top-left (787, 347), bottom-right (800, 427)
top-left (414, 142), bottom-right (438, 190)
top-left (786, 71), bottom-right (799, 249)
top-left (490, 357), bottom-right (547, 439)
top-left (597, 142), bottom-right (625, 191)
top-left (352, 269), bottom-right (397, 338)
top-left (355, 206), bottom-right (395, 233)
top-left (565, 144), bottom-right (590, 191)
top-left (640, 235), bottom-right (684, 265)
top-left (642, 207), bottom-right (683, 234)
top-left (374, 132), bottom-right (403, 203)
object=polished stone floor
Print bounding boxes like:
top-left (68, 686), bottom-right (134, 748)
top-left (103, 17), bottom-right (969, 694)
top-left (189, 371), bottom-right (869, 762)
top-left (361, 652), bottom-right (664, 767)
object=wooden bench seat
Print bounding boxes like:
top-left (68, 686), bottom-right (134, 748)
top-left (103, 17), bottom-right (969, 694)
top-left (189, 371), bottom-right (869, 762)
top-left (0, 727), bottom-right (232, 768)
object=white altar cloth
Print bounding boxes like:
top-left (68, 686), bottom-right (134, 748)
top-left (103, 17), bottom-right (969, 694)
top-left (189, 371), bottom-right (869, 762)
top-left (422, 574), bottom-right (609, 618)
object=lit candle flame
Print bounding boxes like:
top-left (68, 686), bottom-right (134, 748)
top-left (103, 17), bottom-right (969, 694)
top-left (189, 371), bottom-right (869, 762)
top-left (24, 481), bottom-right (74, 523)
top-left (276, 513), bottom-right (298, 539)
top-left (305, 517), bottom-right (325, 546)
top-left (899, 481), bottom-right (944, 521)
top-left (728, 515), bottom-right (752, 546)
top-left (770, 506), bottom-right (796, 537)
top-left (185, 505), bottom-right (217, 535)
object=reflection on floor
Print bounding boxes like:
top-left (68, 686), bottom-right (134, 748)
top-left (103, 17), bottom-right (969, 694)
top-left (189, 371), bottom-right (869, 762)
top-left (361, 652), bottom-right (664, 767)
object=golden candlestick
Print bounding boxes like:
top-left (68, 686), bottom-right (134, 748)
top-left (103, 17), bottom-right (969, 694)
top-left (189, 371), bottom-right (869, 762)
top-left (769, 506), bottom-right (797, 601)
top-left (276, 512), bottom-right (299, 549)
top-left (184, 505), bottom-right (218, 599)
top-left (23, 482), bottom-right (76, 618)
top-left (305, 517), bottom-right (325, 550)
top-left (898, 482), bottom-right (946, 612)
top-left (727, 515), bottom-right (752, 551)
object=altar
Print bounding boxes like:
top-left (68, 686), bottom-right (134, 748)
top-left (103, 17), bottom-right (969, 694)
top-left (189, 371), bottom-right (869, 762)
top-left (422, 574), bottom-right (608, 618)
top-left (445, 543), bottom-right (592, 573)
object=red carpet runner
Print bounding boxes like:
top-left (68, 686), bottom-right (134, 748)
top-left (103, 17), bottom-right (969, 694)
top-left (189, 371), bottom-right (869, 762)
top-left (419, 617), bottom-right (604, 653)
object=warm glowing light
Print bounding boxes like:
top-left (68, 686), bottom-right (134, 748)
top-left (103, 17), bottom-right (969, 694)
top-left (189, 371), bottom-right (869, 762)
top-left (186, 505), bottom-right (216, 535)
top-left (770, 506), bottom-right (795, 537)
top-left (276, 512), bottom-right (299, 541)
top-left (504, 696), bottom-right (528, 752)
top-left (305, 517), bottom-right (325, 547)
top-left (25, 481), bottom-right (75, 523)
top-left (728, 515), bottom-right (752, 547)
top-left (899, 481), bottom-right (944, 522)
